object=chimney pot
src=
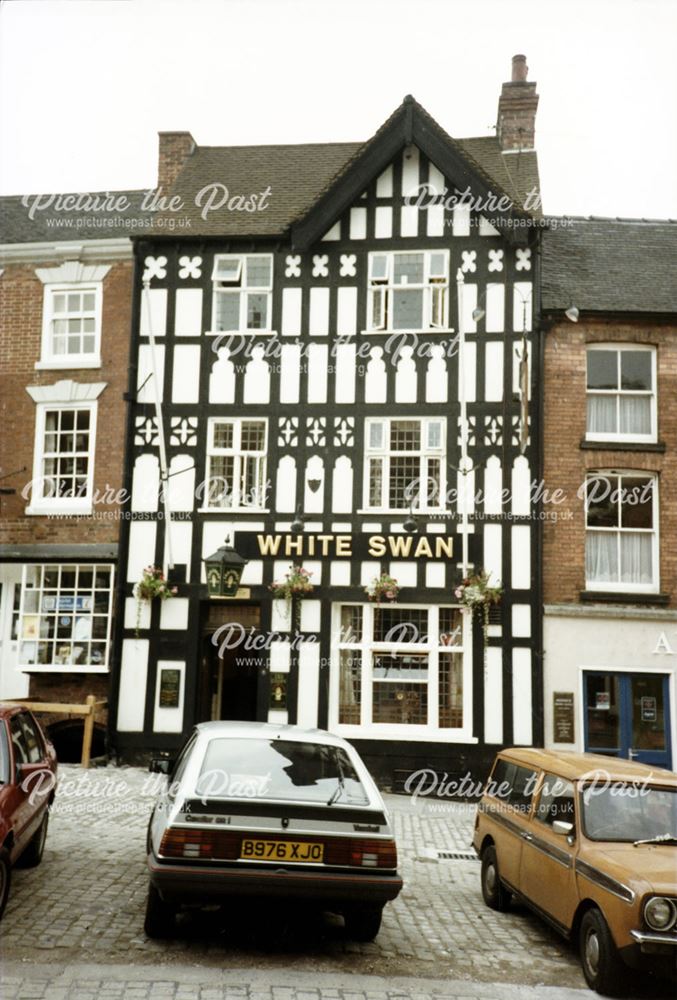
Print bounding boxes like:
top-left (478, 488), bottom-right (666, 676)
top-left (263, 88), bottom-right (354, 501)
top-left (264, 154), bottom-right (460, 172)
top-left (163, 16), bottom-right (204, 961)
top-left (512, 54), bottom-right (528, 82)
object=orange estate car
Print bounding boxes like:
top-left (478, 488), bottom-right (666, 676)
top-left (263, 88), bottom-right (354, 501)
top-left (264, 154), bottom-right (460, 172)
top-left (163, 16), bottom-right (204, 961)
top-left (473, 748), bottom-right (677, 996)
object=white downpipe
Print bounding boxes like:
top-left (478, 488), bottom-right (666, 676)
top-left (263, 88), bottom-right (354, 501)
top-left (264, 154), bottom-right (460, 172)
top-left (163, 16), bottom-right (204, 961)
top-left (456, 268), bottom-right (469, 578)
top-left (142, 278), bottom-right (174, 571)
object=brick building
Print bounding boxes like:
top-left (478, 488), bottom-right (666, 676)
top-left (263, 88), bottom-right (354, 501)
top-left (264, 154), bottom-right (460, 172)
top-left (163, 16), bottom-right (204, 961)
top-left (541, 219), bottom-right (677, 768)
top-left (0, 195), bottom-right (149, 754)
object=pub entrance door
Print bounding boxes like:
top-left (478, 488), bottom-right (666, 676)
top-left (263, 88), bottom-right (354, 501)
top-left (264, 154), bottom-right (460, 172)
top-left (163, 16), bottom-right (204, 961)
top-left (583, 671), bottom-right (672, 768)
top-left (198, 603), bottom-right (261, 723)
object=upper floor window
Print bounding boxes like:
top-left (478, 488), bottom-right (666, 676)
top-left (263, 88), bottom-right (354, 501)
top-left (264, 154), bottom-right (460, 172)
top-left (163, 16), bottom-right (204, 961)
top-left (585, 472), bottom-right (658, 592)
top-left (211, 254), bottom-right (273, 333)
top-left (368, 250), bottom-right (449, 332)
top-left (205, 418), bottom-right (267, 510)
top-left (364, 417), bottom-right (445, 512)
top-left (40, 284), bottom-right (102, 367)
top-left (29, 404), bottom-right (96, 514)
top-left (586, 345), bottom-right (656, 442)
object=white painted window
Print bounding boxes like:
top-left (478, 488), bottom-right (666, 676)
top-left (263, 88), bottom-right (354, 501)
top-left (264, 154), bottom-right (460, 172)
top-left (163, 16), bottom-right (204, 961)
top-left (368, 250), bottom-right (449, 332)
top-left (586, 345), bottom-right (656, 442)
top-left (585, 472), bottom-right (659, 592)
top-left (17, 564), bottom-right (114, 670)
top-left (334, 603), bottom-right (468, 736)
top-left (364, 417), bottom-right (445, 511)
top-left (205, 418), bottom-right (267, 510)
top-left (212, 254), bottom-right (273, 332)
top-left (30, 404), bottom-right (97, 514)
top-left (40, 284), bottom-right (102, 366)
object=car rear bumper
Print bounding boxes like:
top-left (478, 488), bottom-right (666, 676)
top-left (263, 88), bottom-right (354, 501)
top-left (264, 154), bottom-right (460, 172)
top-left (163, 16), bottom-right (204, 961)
top-left (148, 854), bottom-right (403, 906)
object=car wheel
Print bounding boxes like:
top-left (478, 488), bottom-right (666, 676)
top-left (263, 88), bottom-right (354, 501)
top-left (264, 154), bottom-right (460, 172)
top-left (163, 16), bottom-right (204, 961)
top-left (343, 904), bottom-right (383, 941)
top-left (579, 908), bottom-right (624, 996)
top-left (144, 884), bottom-right (176, 939)
top-left (481, 845), bottom-right (512, 912)
top-left (0, 849), bottom-right (11, 921)
top-left (16, 812), bottom-right (49, 869)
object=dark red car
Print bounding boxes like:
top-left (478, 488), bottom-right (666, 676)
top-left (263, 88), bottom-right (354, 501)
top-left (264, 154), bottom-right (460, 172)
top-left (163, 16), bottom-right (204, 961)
top-left (0, 705), bottom-right (57, 919)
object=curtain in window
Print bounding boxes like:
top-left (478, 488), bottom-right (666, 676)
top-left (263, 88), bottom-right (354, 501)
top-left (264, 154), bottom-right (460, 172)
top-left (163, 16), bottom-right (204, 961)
top-left (619, 396), bottom-right (651, 435)
top-left (620, 533), bottom-right (653, 584)
top-left (585, 532), bottom-right (618, 582)
top-left (586, 531), bottom-right (653, 585)
top-left (587, 396), bottom-right (616, 434)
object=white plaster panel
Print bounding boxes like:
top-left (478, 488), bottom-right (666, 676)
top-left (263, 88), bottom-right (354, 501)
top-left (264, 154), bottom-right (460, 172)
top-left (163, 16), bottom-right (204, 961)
top-left (117, 640), bottom-right (148, 731)
top-left (309, 287), bottom-right (329, 336)
top-left (172, 344), bottom-right (201, 403)
top-left (174, 288), bottom-right (202, 336)
top-left (282, 287), bottom-right (302, 337)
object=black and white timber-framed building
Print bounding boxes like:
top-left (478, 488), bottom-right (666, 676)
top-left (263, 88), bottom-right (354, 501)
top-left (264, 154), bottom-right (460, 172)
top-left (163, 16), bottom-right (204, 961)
top-left (110, 57), bottom-right (545, 784)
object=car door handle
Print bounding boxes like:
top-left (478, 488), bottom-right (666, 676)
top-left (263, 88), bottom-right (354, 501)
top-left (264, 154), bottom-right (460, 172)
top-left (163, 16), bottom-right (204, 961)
top-left (522, 832), bottom-right (533, 841)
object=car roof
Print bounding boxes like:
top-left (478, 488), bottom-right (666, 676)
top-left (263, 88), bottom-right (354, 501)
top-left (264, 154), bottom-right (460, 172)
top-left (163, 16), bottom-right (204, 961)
top-left (496, 747), bottom-right (677, 786)
top-left (193, 720), bottom-right (353, 749)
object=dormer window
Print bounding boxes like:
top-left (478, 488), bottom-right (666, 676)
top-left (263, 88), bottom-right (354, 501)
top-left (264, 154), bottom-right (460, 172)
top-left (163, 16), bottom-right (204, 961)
top-left (211, 254), bottom-right (273, 333)
top-left (368, 250), bottom-right (449, 332)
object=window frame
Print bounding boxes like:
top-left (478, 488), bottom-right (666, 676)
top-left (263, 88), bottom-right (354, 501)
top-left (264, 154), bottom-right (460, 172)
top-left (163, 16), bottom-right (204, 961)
top-left (363, 416), bottom-right (446, 513)
top-left (211, 253), bottom-right (274, 334)
top-left (27, 402), bottom-right (97, 516)
top-left (585, 344), bottom-right (657, 444)
top-left (366, 250), bottom-right (450, 333)
top-left (584, 470), bottom-right (660, 594)
top-left (204, 417), bottom-right (268, 512)
top-left (16, 563), bottom-right (115, 672)
top-left (38, 282), bottom-right (103, 369)
top-left (330, 602), bottom-right (473, 741)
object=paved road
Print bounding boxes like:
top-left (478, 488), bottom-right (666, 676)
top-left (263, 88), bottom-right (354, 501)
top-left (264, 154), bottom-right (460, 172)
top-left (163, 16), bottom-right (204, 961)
top-left (0, 766), bottom-right (672, 999)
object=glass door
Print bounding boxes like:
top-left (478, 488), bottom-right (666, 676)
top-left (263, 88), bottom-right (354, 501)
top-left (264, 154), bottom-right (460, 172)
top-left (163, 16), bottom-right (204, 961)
top-left (584, 671), bottom-right (672, 769)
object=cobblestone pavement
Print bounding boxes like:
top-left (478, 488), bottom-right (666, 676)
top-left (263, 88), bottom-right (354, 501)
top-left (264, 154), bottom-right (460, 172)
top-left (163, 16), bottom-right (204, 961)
top-left (0, 766), bottom-right (672, 999)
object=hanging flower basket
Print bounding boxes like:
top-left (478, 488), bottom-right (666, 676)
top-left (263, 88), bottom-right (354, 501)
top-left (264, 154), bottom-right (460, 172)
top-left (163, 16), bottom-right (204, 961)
top-left (365, 572), bottom-right (400, 604)
top-left (269, 564), bottom-right (314, 602)
top-left (455, 570), bottom-right (503, 648)
top-left (135, 565), bottom-right (177, 637)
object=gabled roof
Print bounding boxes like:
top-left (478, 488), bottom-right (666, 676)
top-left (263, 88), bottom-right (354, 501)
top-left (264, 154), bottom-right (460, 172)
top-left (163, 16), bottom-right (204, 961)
top-left (150, 98), bottom-right (540, 243)
top-left (0, 191), bottom-right (152, 245)
top-left (290, 96), bottom-right (537, 249)
top-left (542, 217), bottom-right (677, 315)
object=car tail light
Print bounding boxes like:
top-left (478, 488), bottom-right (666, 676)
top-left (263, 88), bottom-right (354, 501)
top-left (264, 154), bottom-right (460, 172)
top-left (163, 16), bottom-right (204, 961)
top-left (159, 827), bottom-right (241, 860)
top-left (346, 838), bottom-right (398, 869)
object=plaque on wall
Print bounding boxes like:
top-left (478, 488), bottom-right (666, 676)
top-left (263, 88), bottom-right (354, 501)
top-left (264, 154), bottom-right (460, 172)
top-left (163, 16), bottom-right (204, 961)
top-left (269, 672), bottom-right (288, 710)
top-left (553, 692), bottom-right (575, 744)
top-left (159, 668), bottom-right (181, 709)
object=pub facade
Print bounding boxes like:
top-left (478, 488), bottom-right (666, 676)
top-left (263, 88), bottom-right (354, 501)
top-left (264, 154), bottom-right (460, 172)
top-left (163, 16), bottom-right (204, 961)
top-left (111, 57), bottom-right (545, 782)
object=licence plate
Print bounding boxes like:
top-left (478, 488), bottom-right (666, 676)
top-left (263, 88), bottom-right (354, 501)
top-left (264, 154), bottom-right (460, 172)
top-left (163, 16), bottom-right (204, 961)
top-left (240, 839), bottom-right (324, 862)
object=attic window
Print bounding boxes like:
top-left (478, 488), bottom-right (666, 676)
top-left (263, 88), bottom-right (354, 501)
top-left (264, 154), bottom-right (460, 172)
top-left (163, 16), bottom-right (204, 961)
top-left (368, 250), bottom-right (449, 332)
top-left (212, 254), bottom-right (273, 333)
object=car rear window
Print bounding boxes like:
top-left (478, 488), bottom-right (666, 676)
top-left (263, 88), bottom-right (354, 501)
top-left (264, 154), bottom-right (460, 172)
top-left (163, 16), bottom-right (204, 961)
top-left (487, 758), bottom-right (538, 813)
top-left (195, 738), bottom-right (370, 805)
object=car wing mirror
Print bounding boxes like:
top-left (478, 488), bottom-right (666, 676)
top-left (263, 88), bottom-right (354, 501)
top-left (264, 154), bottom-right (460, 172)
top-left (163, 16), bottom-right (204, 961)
top-left (149, 757), bottom-right (172, 775)
top-left (552, 820), bottom-right (574, 836)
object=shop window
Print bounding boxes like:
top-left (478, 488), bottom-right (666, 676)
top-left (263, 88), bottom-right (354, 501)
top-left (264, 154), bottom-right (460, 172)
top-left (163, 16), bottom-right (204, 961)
top-left (17, 564), bottom-right (114, 670)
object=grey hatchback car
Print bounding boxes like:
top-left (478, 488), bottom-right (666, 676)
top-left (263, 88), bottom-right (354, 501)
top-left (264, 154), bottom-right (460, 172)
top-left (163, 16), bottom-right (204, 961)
top-left (145, 722), bottom-right (403, 940)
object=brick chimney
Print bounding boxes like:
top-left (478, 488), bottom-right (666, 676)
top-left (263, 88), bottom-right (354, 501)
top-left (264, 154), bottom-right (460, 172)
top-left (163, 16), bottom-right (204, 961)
top-left (157, 131), bottom-right (196, 191)
top-left (496, 54), bottom-right (539, 151)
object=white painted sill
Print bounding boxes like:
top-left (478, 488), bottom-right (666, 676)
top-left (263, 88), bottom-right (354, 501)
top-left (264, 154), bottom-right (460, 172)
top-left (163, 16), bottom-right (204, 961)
top-left (34, 358), bottom-right (102, 370)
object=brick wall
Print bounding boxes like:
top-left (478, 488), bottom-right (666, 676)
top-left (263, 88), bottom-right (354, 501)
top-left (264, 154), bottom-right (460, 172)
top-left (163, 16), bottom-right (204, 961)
top-left (543, 317), bottom-right (677, 606)
top-left (0, 259), bottom-right (133, 543)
